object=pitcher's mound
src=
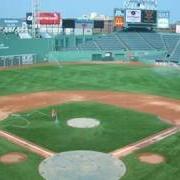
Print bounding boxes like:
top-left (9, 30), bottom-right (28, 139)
top-left (0, 152), bottom-right (27, 164)
top-left (138, 153), bottom-right (165, 164)
top-left (39, 151), bottom-right (126, 180)
top-left (67, 118), bottom-right (100, 128)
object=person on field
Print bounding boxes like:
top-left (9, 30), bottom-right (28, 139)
top-left (51, 109), bottom-right (59, 124)
top-left (51, 109), bottom-right (58, 122)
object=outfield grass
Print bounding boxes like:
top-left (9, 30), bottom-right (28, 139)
top-left (122, 132), bottom-right (180, 180)
top-left (0, 64), bottom-right (180, 98)
top-left (0, 138), bottom-right (43, 180)
top-left (0, 102), bottom-right (170, 153)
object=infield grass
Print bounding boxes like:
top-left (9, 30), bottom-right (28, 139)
top-left (0, 64), bottom-right (180, 98)
top-left (0, 102), bottom-right (170, 153)
top-left (0, 138), bottom-right (43, 180)
top-left (122, 132), bottom-right (180, 180)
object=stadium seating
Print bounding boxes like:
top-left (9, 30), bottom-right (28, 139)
top-left (139, 32), bottom-right (165, 50)
top-left (169, 40), bottom-right (180, 62)
top-left (162, 34), bottom-right (180, 54)
top-left (93, 34), bottom-right (126, 51)
top-left (57, 32), bottom-right (180, 62)
top-left (116, 32), bottom-right (153, 50)
top-left (78, 41), bottom-right (99, 51)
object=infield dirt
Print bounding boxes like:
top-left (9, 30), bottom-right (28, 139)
top-left (0, 91), bottom-right (180, 125)
top-left (138, 153), bottom-right (165, 164)
top-left (0, 152), bottom-right (27, 164)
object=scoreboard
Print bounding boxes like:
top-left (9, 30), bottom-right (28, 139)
top-left (114, 8), bottom-right (158, 30)
top-left (124, 9), bottom-right (157, 29)
top-left (141, 10), bottom-right (157, 24)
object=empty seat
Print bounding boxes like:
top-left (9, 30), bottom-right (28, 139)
top-left (139, 33), bottom-right (165, 50)
top-left (162, 34), bottom-right (180, 53)
top-left (116, 32), bottom-right (153, 50)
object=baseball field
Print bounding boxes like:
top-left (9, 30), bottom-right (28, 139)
top-left (0, 63), bottom-right (180, 180)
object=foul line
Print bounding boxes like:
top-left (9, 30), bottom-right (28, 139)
top-left (0, 130), bottom-right (55, 158)
top-left (111, 127), bottom-right (179, 158)
top-left (0, 127), bottom-right (179, 159)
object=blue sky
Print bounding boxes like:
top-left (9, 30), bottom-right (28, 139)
top-left (0, 0), bottom-right (180, 22)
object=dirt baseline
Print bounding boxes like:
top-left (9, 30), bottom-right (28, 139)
top-left (0, 91), bottom-right (180, 125)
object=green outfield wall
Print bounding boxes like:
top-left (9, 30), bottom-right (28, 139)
top-left (0, 35), bottom-right (55, 61)
top-left (47, 50), bottom-right (126, 62)
top-left (47, 50), bottom-right (165, 63)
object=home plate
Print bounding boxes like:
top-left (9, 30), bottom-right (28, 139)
top-left (39, 151), bottom-right (126, 180)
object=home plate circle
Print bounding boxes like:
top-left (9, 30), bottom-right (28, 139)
top-left (67, 118), bottom-right (100, 128)
top-left (39, 151), bottom-right (126, 180)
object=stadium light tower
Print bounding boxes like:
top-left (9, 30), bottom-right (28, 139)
top-left (32, 0), bottom-right (40, 38)
top-left (124, 0), bottom-right (158, 10)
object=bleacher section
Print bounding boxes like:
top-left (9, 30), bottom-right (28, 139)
top-left (56, 32), bottom-right (180, 63)
top-left (59, 32), bottom-right (180, 53)
top-left (169, 40), bottom-right (180, 62)
top-left (139, 33), bottom-right (165, 50)
top-left (116, 32), bottom-right (153, 50)
top-left (162, 34), bottom-right (180, 54)
top-left (94, 34), bottom-right (126, 51)
top-left (78, 41), bottom-right (99, 51)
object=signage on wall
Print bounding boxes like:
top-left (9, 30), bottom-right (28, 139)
top-left (126, 10), bottom-right (141, 23)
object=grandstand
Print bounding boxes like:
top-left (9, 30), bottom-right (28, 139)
top-left (139, 32), bottom-right (165, 50)
top-left (57, 32), bottom-right (180, 63)
top-left (169, 39), bottom-right (180, 61)
top-left (116, 32), bottom-right (153, 50)
top-left (0, 31), bottom-right (180, 66)
top-left (78, 41), bottom-right (99, 51)
top-left (163, 34), bottom-right (180, 54)
top-left (93, 34), bottom-right (126, 51)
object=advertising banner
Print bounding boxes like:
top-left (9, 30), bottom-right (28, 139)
top-left (114, 9), bottom-right (125, 17)
top-left (157, 18), bottom-right (169, 28)
top-left (94, 20), bottom-right (104, 29)
top-left (114, 16), bottom-right (124, 27)
top-left (75, 19), bottom-right (93, 29)
top-left (157, 11), bottom-right (170, 29)
top-left (38, 12), bottom-right (60, 25)
top-left (26, 13), bottom-right (33, 25)
top-left (62, 19), bottom-right (75, 28)
top-left (26, 12), bottom-right (60, 25)
top-left (141, 10), bottom-right (157, 24)
top-left (22, 55), bottom-right (33, 65)
top-left (0, 18), bottom-right (23, 27)
top-left (126, 10), bottom-right (141, 23)
top-left (176, 25), bottom-right (180, 33)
